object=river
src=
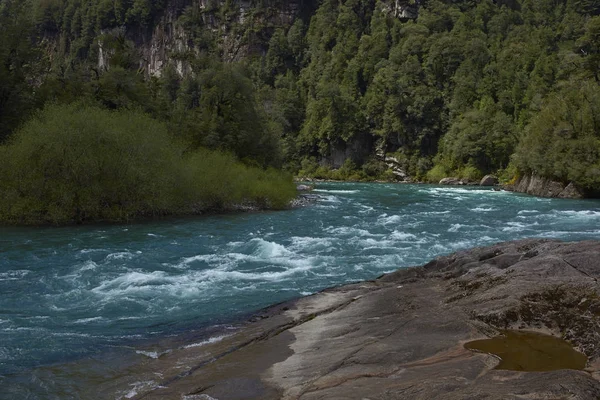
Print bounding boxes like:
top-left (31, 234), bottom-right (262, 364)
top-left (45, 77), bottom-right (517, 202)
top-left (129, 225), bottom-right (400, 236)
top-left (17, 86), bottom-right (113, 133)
top-left (2, 182), bottom-right (600, 398)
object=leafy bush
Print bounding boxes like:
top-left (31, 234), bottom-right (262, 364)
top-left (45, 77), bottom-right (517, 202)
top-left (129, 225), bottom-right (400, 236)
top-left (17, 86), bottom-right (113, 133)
top-left (497, 163), bottom-right (519, 184)
top-left (458, 165), bottom-right (483, 181)
top-left (425, 164), bottom-right (449, 183)
top-left (0, 103), bottom-right (183, 224)
top-left (183, 149), bottom-right (296, 209)
top-left (0, 103), bottom-right (295, 225)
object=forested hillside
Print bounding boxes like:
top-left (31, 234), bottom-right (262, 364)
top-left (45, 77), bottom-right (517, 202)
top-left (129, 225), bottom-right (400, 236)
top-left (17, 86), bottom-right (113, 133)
top-left (1, 0), bottom-right (600, 213)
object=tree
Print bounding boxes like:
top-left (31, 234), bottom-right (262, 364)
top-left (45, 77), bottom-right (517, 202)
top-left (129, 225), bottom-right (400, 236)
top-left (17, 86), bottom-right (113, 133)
top-left (514, 79), bottom-right (600, 189)
top-left (0, 0), bottom-right (39, 142)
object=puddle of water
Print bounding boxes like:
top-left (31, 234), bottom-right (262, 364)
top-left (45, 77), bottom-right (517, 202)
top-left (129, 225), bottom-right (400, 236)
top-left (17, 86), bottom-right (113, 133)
top-left (465, 330), bottom-right (587, 371)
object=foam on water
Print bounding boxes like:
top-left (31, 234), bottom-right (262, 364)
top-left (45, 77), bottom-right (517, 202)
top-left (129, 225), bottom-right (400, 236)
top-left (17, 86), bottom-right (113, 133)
top-left (554, 210), bottom-right (600, 218)
top-left (79, 248), bottom-right (102, 254)
top-left (182, 334), bottom-right (229, 349)
top-left (0, 270), bottom-right (31, 281)
top-left (417, 210), bottom-right (450, 215)
top-left (325, 226), bottom-right (380, 237)
top-left (377, 214), bottom-right (403, 225)
top-left (77, 260), bottom-right (98, 271)
top-left (72, 317), bottom-right (104, 324)
top-left (318, 195), bottom-right (341, 203)
top-left (424, 187), bottom-right (507, 195)
top-left (313, 189), bottom-right (359, 194)
top-left (250, 238), bottom-right (292, 258)
top-left (389, 231), bottom-right (418, 241)
top-left (448, 224), bottom-right (464, 232)
top-left (289, 236), bottom-right (336, 252)
top-left (470, 207), bottom-right (495, 212)
top-left (120, 380), bottom-right (157, 399)
top-left (135, 349), bottom-right (170, 359)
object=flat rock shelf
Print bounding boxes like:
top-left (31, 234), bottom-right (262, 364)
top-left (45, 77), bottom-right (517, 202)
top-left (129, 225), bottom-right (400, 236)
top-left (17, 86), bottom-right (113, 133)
top-left (123, 239), bottom-right (600, 399)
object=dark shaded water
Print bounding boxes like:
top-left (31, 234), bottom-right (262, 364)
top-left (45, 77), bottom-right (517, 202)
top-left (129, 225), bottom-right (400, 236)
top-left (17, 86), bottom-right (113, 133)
top-left (2, 183), bottom-right (600, 398)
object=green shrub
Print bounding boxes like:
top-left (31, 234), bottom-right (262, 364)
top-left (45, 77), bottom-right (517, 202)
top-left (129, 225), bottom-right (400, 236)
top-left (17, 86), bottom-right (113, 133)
top-left (0, 103), bottom-right (296, 225)
top-left (458, 165), bottom-right (483, 181)
top-left (497, 163), bottom-right (519, 184)
top-left (361, 158), bottom-right (387, 178)
top-left (297, 157), bottom-right (320, 177)
top-left (425, 164), bottom-right (448, 183)
top-left (0, 103), bottom-right (183, 224)
top-left (183, 149), bottom-right (296, 209)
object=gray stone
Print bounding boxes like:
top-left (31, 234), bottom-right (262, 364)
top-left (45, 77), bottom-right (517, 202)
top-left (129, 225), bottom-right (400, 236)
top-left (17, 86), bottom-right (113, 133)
top-left (296, 185), bottom-right (313, 192)
top-left (505, 175), bottom-right (587, 198)
top-left (383, 156), bottom-right (408, 180)
top-left (480, 174), bottom-right (498, 186)
top-left (439, 177), bottom-right (462, 185)
top-left (558, 182), bottom-right (584, 199)
top-left (128, 239), bottom-right (600, 400)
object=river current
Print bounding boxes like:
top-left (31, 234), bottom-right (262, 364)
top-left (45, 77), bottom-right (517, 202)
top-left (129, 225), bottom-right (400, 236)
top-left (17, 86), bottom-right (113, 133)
top-left (2, 182), bottom-right (600, 398)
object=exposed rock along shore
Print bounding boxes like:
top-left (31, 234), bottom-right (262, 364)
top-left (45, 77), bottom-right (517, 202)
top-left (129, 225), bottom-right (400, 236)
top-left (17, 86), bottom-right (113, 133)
top-left (438, 173), bottom-right (590, 199)
top-left (504, 174), bottom-right (586, 199)
top-left (129, 239), bottom-right (600, 400)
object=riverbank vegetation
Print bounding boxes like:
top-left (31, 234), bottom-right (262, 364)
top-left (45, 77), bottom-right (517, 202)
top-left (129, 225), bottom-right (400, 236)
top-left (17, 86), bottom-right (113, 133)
top-left (1, 0), bottom-right (600, 205)
top-left (0, 104), bottom-right (295, 225)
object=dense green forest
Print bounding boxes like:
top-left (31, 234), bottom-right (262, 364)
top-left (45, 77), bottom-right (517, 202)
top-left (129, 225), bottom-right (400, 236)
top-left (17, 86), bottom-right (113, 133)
top-left (1, 0), bottom-right (600, 223)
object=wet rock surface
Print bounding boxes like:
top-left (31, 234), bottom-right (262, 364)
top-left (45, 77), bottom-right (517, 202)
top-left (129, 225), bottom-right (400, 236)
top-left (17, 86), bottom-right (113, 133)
top-left (289, 194), bottom-right (319, 208)
top-left (131, 239), bottom-right (600, 400)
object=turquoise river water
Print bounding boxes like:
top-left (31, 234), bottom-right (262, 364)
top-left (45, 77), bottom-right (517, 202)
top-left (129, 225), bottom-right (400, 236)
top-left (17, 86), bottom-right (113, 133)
top-left (1, 182), bottom-right (600, 398)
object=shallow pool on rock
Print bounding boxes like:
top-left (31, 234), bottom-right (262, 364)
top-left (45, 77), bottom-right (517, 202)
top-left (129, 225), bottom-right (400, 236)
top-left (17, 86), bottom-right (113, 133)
top-left (465, 330), bottom-right (587, 371)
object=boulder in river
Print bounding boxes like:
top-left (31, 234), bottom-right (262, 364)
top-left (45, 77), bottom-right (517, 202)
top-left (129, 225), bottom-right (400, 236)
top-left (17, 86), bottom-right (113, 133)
top-left (296, 184), bottom-right (313, 192)
top-left (128, 239), bottom-right (600, 399)
top-left (439, 177), bottom-right (463, 185)
top-left (480, 174), bottom-right (498, 186)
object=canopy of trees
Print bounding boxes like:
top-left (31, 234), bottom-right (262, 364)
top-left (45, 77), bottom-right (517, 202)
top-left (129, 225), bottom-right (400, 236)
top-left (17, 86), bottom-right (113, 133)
top-left (1, 0), bottom-right (600, 204)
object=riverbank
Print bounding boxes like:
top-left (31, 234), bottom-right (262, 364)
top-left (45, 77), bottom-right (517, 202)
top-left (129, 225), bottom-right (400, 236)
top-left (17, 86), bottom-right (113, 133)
top-left (127, 239), bottom-right (600, 399)
top-left (298, 174), bottom-right (600, 199)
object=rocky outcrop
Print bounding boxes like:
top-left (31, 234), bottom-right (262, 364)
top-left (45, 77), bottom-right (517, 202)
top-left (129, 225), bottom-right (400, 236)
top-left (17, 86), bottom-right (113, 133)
top-left (380, 0), bottom-right (421, 20)
top-left (102, 0), bottom-right (422, 77)
top-left (506, 174), bottom-right (585, 199)
top-left (439, 177), bottom-right (476, 185)
top-left (95, 0), bottom-right (314, 77)
top-left (439, 177), bottom-right (462, 185)
top-left (323, 134), bottom-right (374, 169)
top-left (295, 184), bottom-right (313, 191)
top-left (289, 193), bottom-right (318, 207)
top-left (383, 155), bottom-right (410, 181)
top-left (480, 174), bottom-right (498, 186)
top-left (126, 239), bottom-right (600, 399)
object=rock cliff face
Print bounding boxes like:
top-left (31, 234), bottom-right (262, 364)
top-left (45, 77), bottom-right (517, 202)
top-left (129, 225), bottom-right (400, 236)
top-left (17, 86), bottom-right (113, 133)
top-left (121, 0), bottom-right (311, 77)
top-left (380, 0), bottom-right (422, 20)
top-left (121, 239), bottom-right (600, 399)
top-left (101, 0), bottom-right (421, 77)
top-left (506, 174), bottom-right (585, 199)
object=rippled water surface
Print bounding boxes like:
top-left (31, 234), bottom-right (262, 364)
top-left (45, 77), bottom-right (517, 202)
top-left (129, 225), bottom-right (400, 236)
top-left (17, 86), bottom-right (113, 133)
top-left (2, 183), bottom-right (600, 397)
